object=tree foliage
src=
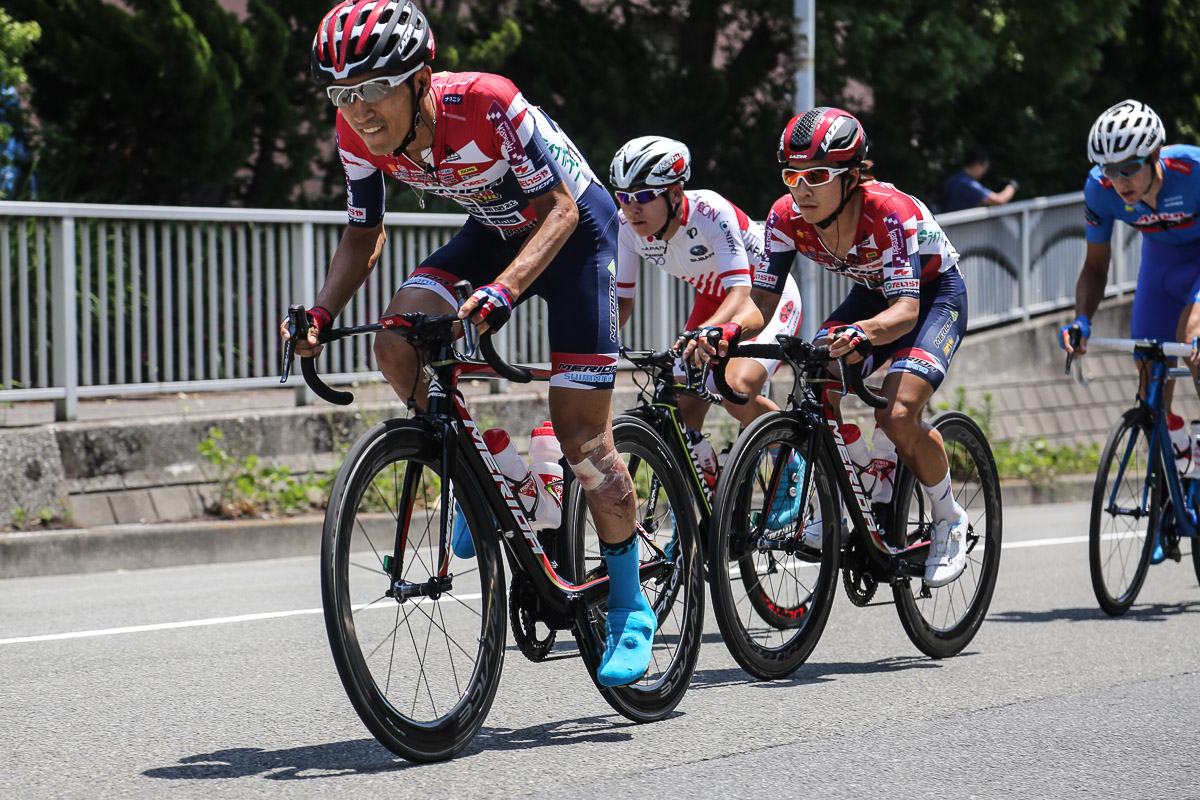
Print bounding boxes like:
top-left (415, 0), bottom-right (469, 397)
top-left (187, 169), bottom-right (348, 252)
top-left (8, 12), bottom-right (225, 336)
top-left (7, 0), bottom-right (1200, 211)
top-left (815, 0), bottom-right (1200, 205)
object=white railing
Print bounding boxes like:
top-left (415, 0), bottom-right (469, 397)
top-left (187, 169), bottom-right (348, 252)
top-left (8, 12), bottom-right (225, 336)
top-left (0, 192), bottom-right (1140, 419)
top-left (796, 191), bottom-right (1141, 339)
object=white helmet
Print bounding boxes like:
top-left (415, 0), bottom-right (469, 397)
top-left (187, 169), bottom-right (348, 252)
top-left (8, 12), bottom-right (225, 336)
top-left (1087, 99), bottom-right (1165, 165)
top-left (610, 136), bottom-right (691, 189)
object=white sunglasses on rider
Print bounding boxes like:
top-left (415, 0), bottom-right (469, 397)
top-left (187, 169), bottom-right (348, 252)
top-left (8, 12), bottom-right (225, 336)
top-left (326, 65), bottom-right (423, 108)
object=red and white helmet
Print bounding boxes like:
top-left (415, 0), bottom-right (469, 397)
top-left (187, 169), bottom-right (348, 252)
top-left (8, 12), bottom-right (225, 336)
top-left (311, 0), bottom-right (434, 84)
top-left (778, 107), bottom-right (867, 164)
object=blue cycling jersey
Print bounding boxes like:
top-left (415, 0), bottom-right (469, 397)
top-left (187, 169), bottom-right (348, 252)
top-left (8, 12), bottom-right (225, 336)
top-left (1084, 144), bottom-right (1200, 247)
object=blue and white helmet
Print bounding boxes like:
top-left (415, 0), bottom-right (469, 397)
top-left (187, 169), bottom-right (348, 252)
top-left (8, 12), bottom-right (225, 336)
top-left (1087, 99), bottom-right (1165, 165)
top-left (610, 136), bottom-right (691, 189)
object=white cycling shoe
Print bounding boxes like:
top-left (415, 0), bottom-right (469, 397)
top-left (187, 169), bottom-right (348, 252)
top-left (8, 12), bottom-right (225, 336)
top-left (925, 509), bottom-right (969, 587)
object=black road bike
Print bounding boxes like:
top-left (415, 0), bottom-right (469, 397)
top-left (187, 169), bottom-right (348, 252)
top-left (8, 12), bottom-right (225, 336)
top-left (281, 285), bottom-right (703, 762)
top-left (706, 335), bottom-right (1003, 679)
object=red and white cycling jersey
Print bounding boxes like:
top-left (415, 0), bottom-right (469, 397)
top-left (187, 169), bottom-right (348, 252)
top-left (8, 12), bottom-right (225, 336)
top-left (337, 71), bottom-right (599, 240)
top-left (754, 181), bottom-right (960, 299)
top-left (616, 190), bottom-right (764, 301)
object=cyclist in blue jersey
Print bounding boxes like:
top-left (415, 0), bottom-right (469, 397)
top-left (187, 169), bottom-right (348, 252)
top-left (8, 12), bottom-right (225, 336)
top-left (281, 0), bottom-right (655, 688)
top-left (1060, 100), bottom-right (1200, 400)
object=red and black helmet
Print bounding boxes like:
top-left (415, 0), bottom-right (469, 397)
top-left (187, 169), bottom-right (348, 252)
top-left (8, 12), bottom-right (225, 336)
top-left (311, 0), bottom-right (435, 84)
top-left (778, 107), bottom-right (867, 164)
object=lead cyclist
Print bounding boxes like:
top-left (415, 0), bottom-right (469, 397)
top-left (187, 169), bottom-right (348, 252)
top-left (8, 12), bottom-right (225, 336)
top-left (281, 0), bottom-right (655, 687)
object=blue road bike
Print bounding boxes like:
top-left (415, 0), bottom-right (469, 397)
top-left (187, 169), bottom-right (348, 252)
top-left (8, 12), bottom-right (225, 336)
top-left (1068, 335), bottom-right (1200, 615)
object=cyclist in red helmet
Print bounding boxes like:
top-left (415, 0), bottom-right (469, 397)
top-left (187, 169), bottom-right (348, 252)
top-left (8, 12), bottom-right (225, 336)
top-left (704, 107), bottom-right (972, 587)
top-left (284, 0), bottom-right (655, 687)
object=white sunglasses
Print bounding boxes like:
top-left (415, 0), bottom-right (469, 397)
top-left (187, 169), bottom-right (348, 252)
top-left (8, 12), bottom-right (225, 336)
top-left (326, 65), bottom-right (423, 108)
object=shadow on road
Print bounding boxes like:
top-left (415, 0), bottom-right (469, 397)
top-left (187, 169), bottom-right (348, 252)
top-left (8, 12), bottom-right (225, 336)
top-left (689, 652), bottom-right (942, 691)
top-left (990, 599), bottom-right (1200, 624)
top-left (142, 716), bottom-right (638, 780)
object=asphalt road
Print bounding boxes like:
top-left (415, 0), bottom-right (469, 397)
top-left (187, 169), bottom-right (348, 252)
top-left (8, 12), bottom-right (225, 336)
top-left (3, 501), bottom-right (1200, 800)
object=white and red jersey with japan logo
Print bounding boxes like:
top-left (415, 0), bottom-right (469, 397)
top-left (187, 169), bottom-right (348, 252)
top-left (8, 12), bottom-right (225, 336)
top-left (615, 189), bottom-right (765, 303)
top-left (753, 180), bottom-right (960, 299)
top-left (336, 71), bottom-right (599, 240)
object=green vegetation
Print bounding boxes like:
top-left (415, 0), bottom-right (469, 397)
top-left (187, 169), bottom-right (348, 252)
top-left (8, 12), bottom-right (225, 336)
top-left (197, 426), bottom-right (332, 518)
top-left (7, 1), bottom-right (1197, 209)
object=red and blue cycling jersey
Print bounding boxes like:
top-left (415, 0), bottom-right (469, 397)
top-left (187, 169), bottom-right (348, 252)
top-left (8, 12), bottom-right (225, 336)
top-left (753, 181), bottom-right (960, 299)
top-left (1084, 144), bottom-right (1200, 247)
top-left (336, 71), bottom-right (600, 238)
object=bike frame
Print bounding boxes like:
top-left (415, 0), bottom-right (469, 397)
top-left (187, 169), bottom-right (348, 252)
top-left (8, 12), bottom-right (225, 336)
top-left (1116, 356), bottom-right (1200, 538)
top-left (767, 378), bottom-right (929, 579)
top-left (396, 337), bottom-right (675, 629)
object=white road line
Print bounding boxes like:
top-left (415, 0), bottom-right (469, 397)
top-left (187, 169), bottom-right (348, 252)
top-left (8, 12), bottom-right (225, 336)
top-left (0, 593), bottom-right (483, 647)
top-left (0, 530), bottom-right (1148, 647)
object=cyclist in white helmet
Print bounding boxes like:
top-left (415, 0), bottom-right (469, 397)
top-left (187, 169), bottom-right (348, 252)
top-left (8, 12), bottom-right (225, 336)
top-left (1061, 100), bottom-right (1200, 405)
top-left (610, 136), bottom-right (804, 437)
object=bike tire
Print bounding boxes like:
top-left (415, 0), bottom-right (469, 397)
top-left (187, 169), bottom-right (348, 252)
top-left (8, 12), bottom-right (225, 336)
top-left (707, 411), bottom-right (841, 680)
top-left (1088, 409), bottom-right (1159, 616)
top-left (561, 415), bottom-right (704, 722)
top-left (891, 410), bottom-right (1003, 658)
top-left (321, 419), bottom-right (507, 762)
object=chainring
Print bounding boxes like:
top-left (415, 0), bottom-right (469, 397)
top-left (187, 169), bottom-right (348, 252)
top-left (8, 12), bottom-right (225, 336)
top-left (842, 565), bottom-right (878, 606)
top-left (509, 572), bottom-right (556, 662)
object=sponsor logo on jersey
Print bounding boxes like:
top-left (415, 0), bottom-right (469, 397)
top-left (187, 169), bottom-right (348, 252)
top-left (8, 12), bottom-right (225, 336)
top-left (686, 227), bottom-right (698, 239)
top-left (690, 245), bottom-right (709, 257)
top-left (457, 165), bottom-right (478, 176)
top-left (348, 206), bottom-right (367, 221)
top-left (779, 300), bottom-right (795, 322)
top-left (942, 335), bottom-right (956, 357)
top-left (754, 271), bottom-right (778, 288)
top-left (441, 147), bottom-right (461, 162)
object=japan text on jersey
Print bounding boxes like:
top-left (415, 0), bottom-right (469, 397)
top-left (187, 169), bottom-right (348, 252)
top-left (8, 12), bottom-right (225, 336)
top-left (616, 190), bottom-right (763, 299)
top-left (753, 181), bottom-right (959, 299)
top-left (1083, 144), bottom-right (1200, 247)
top-left (336, 72), bottom-right (599, 240)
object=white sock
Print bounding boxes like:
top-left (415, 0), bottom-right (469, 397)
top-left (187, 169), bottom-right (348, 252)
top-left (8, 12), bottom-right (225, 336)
top-left (921, 469), bottom-right (962, 523)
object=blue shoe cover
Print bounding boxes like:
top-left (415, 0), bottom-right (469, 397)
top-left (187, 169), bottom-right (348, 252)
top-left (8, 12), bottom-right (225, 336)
top-left (451, 503), bottom-right (475, 559)
top-left (1150, 532), bottom-right (1165, 565)
top-left (765, 452), bottom-right (805, 530)
top-left (597, 604), bottom-right (656, 687)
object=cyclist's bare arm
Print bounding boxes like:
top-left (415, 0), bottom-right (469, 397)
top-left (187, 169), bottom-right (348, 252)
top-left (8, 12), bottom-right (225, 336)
top-left (618, 296), bottom-right (633, 328)
top-left (1064, 240), bottom-right (1112, 355)
top-left (281, 222), bottom-right (386, 357)
top-left (829, 295), bottom-right (918, 361)
top-left (688, 287), bottom-right (776, 362)
top-left (459, 182), bottom-right (579, 322)
top-left (698, 285), bottom-right (751, 328)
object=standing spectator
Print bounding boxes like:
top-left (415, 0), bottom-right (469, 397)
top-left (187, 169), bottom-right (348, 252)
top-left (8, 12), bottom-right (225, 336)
top-left (941, 148), bottom-right (1017, 212)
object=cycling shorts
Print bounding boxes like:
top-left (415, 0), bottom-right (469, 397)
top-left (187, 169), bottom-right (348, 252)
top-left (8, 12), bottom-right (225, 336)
top-left (1130, 237), bottom-right (1200, 351)
top-left (817, 268), bottom-right (967, 390)
top-left (674, 274), bottom-right (803, 389)
top-left (401, 182), bottom-right (620, 389)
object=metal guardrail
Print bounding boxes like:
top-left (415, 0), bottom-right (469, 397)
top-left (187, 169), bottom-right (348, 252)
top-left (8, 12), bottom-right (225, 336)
top-left (0, 192), bottom-right (1140, 419)
top-left (797, 191), bottom-right (1141, 339)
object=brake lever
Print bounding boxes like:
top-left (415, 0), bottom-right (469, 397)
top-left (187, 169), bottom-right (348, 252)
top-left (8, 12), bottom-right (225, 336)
top-left (280, 304), bottom-right (306, 383)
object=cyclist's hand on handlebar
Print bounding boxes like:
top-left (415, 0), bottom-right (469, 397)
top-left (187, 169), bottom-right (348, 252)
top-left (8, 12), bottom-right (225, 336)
top-left (828, 323), bottom-right (870, 363)
top-left (1059, 315), bottom-right (1090, 355)
top-left (458, 282), bottom-right (515, 334)
top-left (280, 305), bottom-right (331, 358)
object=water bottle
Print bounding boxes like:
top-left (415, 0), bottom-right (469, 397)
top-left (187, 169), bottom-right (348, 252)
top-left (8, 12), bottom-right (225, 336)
top-left (482, 428), bottom-right (542, 520)
top-left (685, 428), bottom-right (719, 492)
top-left (841, 423), bottom-right (876, 496)
top-left (1168, 414), bottom-right (1192, 476)
top-left (869, 427), bottom-right (897, 504)
top-left (528, 422), bottom-right (564, 530)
